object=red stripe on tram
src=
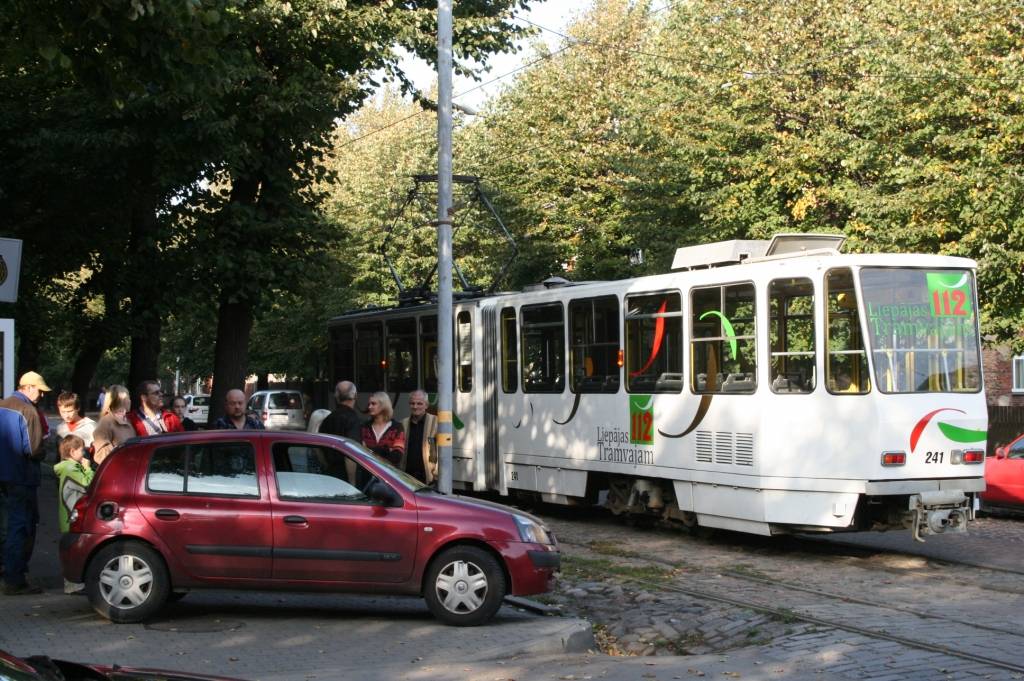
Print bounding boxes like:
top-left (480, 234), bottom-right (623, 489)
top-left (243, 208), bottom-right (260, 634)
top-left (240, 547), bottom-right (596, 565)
top-left (630, 299), bottom-right (668, 378)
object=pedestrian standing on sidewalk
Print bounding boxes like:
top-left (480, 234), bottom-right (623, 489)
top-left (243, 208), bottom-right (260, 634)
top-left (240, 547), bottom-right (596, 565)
top-left (92, 385), bottom-right (135, 465)
top-left (56, 392), bottom-right (96, 457)
top-left (213, 389), bottom-right (264, 430)
top-left (170, 396), bottom-right (200, 431)
top-left (319, 381), bottom-right (362, 441)
top-left (0, 371), bottom-right (51, 595)
top-left (361, 392), bottom-right (405, 467)
top-left (128, 380), bottom-right (183, 436)
top-left (53, 435), bottom-right (93, 594)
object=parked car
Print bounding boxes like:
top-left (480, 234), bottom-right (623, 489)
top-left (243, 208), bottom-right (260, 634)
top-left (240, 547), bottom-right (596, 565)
top-left (981, 433), bottom-right (1024, 510)
top-left (183, 394), bottom-right (210, 427)
top-left (247, 390), bottom-right (306, 430)
top-left (60, 431), bottom-right (559, 626)
top-left (1, 649), bottom-right (247, 681)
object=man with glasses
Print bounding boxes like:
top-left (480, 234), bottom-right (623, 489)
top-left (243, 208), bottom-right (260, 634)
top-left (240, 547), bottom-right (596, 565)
top-left (128, 380), bottom-right (184, 436)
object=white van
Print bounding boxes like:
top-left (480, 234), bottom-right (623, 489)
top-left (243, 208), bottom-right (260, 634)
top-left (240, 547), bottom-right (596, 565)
top-left (247, 390), bottom-right (306, 430)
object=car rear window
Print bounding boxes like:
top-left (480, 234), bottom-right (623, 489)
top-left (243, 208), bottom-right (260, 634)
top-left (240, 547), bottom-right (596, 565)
top-left (192, 396), bottom-right (210, 407)
top-left (147, 442), bottom-right (259, 497)
top-left (269, 392), bottom-right (301, 409)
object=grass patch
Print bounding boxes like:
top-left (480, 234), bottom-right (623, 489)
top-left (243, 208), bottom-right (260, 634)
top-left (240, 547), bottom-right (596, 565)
top-left (726, 564), bottom-right (770, 579)
top-left (563, 554), bottom-right (674, 583)
top-left (587, 540), bottom-right (641, 559)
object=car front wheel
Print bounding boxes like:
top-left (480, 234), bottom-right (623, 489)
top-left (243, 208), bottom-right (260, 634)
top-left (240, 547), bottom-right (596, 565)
top-left (85, 541), bottom-right (169, 623)
top-left (424, 545), bottom-right (506, 626)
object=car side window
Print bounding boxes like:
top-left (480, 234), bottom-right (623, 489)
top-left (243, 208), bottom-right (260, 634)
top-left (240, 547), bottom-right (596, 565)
top-left (1009, 438), bottom-right (1024, 459)
top-left (272, 443), bottom-right (379, 504)
top-left (147, 442), bottom-right (259, 497)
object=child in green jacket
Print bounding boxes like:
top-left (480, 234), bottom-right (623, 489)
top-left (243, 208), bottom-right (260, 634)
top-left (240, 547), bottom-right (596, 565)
top-left (54, 435), bottom-right (93, 593)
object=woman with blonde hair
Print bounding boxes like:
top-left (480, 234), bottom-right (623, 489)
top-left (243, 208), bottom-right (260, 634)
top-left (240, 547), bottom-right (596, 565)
top-left (91, 385), bottom-right (135, 464)
top-left (360, 391), bottom-right (405, 466)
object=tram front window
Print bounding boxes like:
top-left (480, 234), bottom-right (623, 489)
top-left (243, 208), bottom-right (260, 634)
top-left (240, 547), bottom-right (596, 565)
top-left (860, 268), bottom-right (981, 394)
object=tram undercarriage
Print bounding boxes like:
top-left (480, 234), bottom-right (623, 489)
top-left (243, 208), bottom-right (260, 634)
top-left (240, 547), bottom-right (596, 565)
top-left (597, 475), bottom-right (978, 541)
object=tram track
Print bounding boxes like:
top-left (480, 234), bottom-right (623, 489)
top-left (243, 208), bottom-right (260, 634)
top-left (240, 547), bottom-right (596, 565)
top-left (557, 538), bottom-right (1024, 676)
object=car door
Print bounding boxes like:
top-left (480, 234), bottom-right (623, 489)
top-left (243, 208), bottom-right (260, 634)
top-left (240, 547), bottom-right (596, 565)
top-left (987, 436), bottom-right (1024, 506)
top-left (138, 439), bottom-right (273, 579)
top-left (269, 439), bottom-right (418, 583)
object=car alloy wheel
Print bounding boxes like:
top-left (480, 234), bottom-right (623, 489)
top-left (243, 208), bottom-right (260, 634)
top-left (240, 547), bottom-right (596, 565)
top-left (86, 541), bottom-right (169, 623)
top-left (424, 545), bottom-right (505, 626)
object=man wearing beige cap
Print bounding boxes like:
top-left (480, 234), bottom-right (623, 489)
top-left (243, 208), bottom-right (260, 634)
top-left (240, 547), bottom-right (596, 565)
top-left (0, 371), bottom-right (51, 595)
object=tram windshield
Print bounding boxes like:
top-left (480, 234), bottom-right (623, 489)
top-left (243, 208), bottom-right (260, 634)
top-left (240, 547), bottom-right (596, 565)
top-left (860, 268), bottom-right (981, 394)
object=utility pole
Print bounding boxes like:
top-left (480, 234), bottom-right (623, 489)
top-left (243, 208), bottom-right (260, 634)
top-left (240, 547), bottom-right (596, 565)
top-left (436, 0), bottom-right (454, 494)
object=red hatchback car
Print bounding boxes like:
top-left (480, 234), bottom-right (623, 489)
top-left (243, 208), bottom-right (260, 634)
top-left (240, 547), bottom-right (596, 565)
top-left (60, 431), bottom-right (559, 626)
top-left (982, 433), bottom-right (1024, 510)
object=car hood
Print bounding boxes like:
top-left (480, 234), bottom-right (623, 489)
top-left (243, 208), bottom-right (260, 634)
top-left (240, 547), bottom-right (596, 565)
top-left (1, 653), bottom-right (249, 681)
top-left (426, 492), bottom-right (548, 526)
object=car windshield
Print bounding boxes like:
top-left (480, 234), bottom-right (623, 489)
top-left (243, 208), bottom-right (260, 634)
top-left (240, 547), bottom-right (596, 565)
top-left (860, 267), bottom-right (981, 394)
top-left (336, 439), bottom-right (429, 491)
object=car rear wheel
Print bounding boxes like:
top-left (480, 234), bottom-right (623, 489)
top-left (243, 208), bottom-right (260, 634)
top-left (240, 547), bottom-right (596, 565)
top-left (85, 541), bottom-right (169, 623)
top-left (424, 545), bottom-right (506, 626)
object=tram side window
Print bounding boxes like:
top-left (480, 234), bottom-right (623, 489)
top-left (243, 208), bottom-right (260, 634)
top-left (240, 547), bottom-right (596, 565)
top-left (569, 296), bottom-right (620, 394)
top-left (457, 311), bottom-right (472, 392)
top-left (826, 269), bottom-right (869, 394)
top-left (521, 303), bottom-right (565, 393)
top-left (355, 322), bottom-right (384, 393)
top-left (625, 292), bottom-right (682, 393)
top-left (501, 307), bottom-right (518, 393)
top-left (420, 316), bottom-right (438, 393)
top-left (691, 284), bottom-right (756, 394)
top-left (769, 278), bottom-right (815, 394)
top-left (386, 318), bottom-right (418, 393)
top-left (330, 325), bottom-right (354, 389)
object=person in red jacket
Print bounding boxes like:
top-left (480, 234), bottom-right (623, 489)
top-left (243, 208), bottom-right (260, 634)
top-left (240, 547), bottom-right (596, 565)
top-left (127, 380), bottom-right (184, 436)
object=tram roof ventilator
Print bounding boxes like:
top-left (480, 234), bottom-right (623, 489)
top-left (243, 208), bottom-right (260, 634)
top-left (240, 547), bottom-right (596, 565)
top-left (671, 233), bottom-right (846, 271)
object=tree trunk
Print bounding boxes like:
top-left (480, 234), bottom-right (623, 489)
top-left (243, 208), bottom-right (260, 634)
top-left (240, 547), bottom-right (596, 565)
top-left (70, 340), bottom-right (109, 416)
top-left (128, 316), bottom-right (162, 401)
top-left (209, 296), bottom-right (254, 423)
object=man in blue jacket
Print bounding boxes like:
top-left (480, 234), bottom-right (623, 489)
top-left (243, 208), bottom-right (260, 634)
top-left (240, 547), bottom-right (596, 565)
top-left (0, 371), bottom-right (50, 595)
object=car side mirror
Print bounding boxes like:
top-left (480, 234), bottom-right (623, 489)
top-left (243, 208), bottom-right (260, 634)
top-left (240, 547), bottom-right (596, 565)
top-left (367, 480), bottom-right (401, 507)
top-left (996, 447), bottom-right (1007, 460)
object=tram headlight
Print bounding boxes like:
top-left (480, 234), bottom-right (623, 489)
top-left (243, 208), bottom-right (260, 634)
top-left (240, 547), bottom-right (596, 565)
top-left (513, 515), bottom-right (553, 544)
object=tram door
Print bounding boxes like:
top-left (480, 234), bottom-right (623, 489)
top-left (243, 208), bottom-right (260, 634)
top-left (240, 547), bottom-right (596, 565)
top-left (453, 308), bottom-right (482, 488)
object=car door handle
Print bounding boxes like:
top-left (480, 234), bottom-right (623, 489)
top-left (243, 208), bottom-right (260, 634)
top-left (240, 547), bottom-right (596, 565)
top-left (283, 515), bottom-right (307, 525)
top-left (154, 509), bottom-right (180, 520)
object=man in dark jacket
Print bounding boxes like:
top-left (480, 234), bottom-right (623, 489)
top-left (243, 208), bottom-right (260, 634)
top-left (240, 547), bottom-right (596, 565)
top-left (0, 371), bottom-right (50, 595)
top-left (319, 381), bottom-right (362, 441)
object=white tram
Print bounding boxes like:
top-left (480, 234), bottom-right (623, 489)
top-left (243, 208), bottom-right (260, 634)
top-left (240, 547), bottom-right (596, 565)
top-left (328, 234), bottom-right (987, 539)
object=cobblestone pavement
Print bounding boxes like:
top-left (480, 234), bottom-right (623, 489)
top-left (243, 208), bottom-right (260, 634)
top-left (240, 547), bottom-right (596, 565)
top-left (536, 508), bottom-right (1024, 681)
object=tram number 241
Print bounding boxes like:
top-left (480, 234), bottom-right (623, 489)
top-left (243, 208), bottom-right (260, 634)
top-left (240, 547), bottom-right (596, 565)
top-left (925, 451), bottom-right (945, 464)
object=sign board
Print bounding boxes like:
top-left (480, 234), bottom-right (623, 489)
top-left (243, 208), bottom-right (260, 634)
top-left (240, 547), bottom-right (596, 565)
top-left (0, 238), bottom-right (23, 303)
top-left (0, 319), bottom-right (12, 398)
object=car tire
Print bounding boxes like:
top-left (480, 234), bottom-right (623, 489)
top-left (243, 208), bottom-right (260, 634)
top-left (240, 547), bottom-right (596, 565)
top-left (424, 545), bottom-right (506, 626)
top-left (85, 540), bottom-right (170, 623)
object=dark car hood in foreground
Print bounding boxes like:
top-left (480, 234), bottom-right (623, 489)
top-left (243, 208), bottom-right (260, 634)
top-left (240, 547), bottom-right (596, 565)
top-left (1, 652), bottom-right (249, 681)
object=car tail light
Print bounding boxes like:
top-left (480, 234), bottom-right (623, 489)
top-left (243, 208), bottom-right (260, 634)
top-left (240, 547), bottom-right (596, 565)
top-left (69, 496), bottom-right (90, 531)
top-left (881, 451), bottom-right (906, 466)
top-left (962, 450), bottom-right (984, 464)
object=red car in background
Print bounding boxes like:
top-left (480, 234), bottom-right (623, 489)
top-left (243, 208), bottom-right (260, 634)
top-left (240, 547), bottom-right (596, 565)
top-left (60, 431), bottom-right (559, 626)
top-left (982, 433), bottom-right (1024, 511)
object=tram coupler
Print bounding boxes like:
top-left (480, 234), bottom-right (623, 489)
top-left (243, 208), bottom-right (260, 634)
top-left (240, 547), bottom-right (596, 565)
top-left (908, 490), bottom-right (969, 543)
